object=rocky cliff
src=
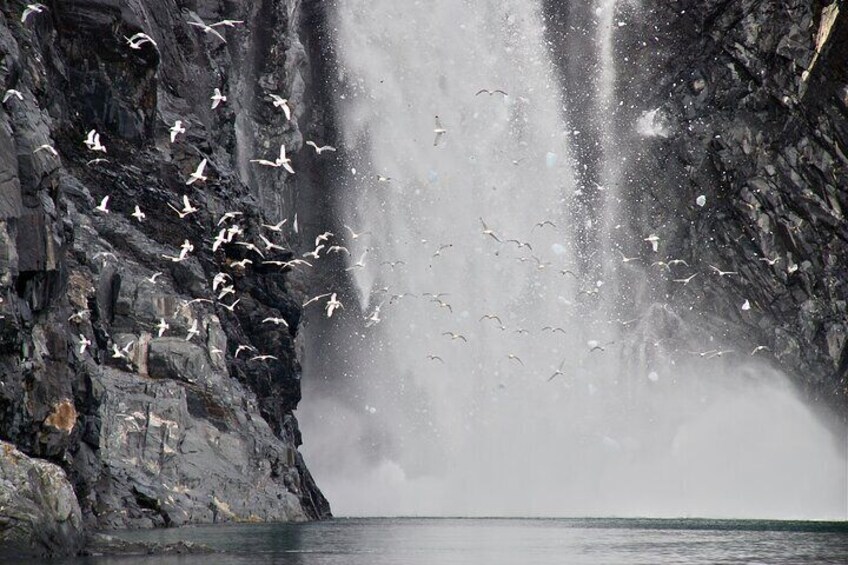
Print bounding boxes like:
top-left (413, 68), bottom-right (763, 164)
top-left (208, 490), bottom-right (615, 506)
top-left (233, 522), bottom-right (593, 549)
top-left (627, 0), bottom-right (847, 412)
top-left (0, 0), bottom-right (329, 556)
top-left (545, 0), bottom-right (847, 414)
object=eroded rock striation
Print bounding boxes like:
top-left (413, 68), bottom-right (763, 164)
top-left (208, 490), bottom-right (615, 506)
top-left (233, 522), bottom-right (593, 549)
top-left (0, 0), bottom-right (329, 555)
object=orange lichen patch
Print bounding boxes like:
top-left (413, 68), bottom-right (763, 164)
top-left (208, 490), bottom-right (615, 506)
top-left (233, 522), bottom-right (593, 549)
top-left (44, 399), bottom-right (77, 433)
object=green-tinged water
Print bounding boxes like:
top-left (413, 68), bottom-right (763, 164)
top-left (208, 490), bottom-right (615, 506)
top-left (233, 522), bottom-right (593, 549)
top-left (48, 518), bottom-right (848, 564)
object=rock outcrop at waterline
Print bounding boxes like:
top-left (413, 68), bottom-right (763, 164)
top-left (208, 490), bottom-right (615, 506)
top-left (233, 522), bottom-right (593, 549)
top-left (0, 441), bottom-right (83, 558)
top-left (0, 0), bottom-right (329, 555)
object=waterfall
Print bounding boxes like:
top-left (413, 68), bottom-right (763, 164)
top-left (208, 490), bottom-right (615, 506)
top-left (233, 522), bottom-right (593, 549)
top-left (300, 0), bottom-right (847, 519)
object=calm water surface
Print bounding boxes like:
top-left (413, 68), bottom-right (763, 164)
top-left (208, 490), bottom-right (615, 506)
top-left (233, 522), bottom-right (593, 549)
top-left (58, 518), bottom-right (848, 564)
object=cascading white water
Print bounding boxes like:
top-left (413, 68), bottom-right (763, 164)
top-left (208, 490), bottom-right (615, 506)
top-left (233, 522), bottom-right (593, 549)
top-left (300, 0), bottom-right (847, 519)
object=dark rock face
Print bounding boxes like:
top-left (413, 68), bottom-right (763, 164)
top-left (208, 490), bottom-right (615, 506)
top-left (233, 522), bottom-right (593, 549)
top-left (0, 0), bottom-right (329, 550)
top-left (625, 0), bottom-right (847, 410)
top-left (545, 0), bottom-right (847, 413)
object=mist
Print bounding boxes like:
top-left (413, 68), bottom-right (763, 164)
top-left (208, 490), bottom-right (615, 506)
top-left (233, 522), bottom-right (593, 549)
top-left (299, 0), bottom-right (848, 520)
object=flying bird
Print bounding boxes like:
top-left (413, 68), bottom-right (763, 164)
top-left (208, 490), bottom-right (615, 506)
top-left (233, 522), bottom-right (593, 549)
top-left (709, 265), bottom-right (738, 277)
top-left (326, 245), bottom-right (350, 255)
top-left (269, 94), bottom-right (292, 120)
top-left (186, 158), bottom-right (208, 185)
top-left (644, 234), bottom-right (660, 252)
top-left (442, 332), bottom-right (468, 342)
top-left (217, 285), bottom-right (235, 300)
top-left (230, 258), bottom-right (252, 269)
top-left (433, 115), bottom-right (447, 146)
top-left (210, 88), bottom-right (227, 109)
top-left (235, 344), bottom-right (257, 358)
top-left (433, 299), bottom-right (453, 313)
top-left (507, 353), bottom-right (524, 366)
top-left (155, 318), bottom-right (169, 337)
top-left (250, 355), bottom-right (278, 362)
top-left (587, 340), bottom-right (615, 353)
top-left (210, 19), bottom-right (245, 28)
top-left (345, 250), bottom-right (368, 271)
top-left (131, 205), bottom-right (146, 222)
top-left (306, 141), bottom-right (336, 155)
top-left (78, 334), bottom-right (92, 354)
top-left (185, 320), bottom-right (200, 341)
top-left (125, 32), bottom-right (157, 50)
top-left (84, 129), bottom-right (107, 153)
top-left (211, 272), bottom-right (231, 291)
top-left (262, 219), bottom-right (288, 232)
top-left (168, 194), bottom-right (199, 218)
top-left (532, 220), bottom-right (557, 231)
top-left (548, 360), bottom-right (566, 381)
top-left (69, 310), bottom-right (90, 323)
top-left (94, 195), bottom-right (110, 214)
top-left (344, 225), bottom-right (371, 240)
top-left (617, 250), bottom-right (641, 263)
top-left (33, 144), bottom-right (58, 157)
top-left (303, 293), bottom-right (332, 307)
top-left (315, 231), bottom-right (334, 246)
top-left (235, 241), bottom-right (265, 258)
top-left (187, 18), bottom-right (227, 42)
top-left (325, 293), bottom-right (343, 318)
top-left (302, 245), bottom-right (324, 260)
top-left (505, 239), bottom-right (532, 251)
top-left (21, 3), bottom-right (47, 24)
top-left (250, 144), bottom-right (294, 174)
top-left (672, 273), bottom-right (698, 285)
top-left (480, 218), bottom-right (502, 242)
top-left (217, 211), bottom-right (242, 226)
top-left (258, 234), bottom-right (288, 252)
top-left (475, 88), bottom-right (508, 96)
top-left (211, 229), bottom-right (229, 252)
top-left (169, 120), bottom-right (186, 143)
top-left (220, 299), bottom-right (241, 312)
top-left (262, 317), bottom-right (289, 327)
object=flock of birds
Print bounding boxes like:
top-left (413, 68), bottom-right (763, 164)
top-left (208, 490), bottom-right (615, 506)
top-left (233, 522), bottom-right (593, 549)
top-left (7, 5), bottom-right (351, 367)
top-left (6, 3), bottom-right (779, 382)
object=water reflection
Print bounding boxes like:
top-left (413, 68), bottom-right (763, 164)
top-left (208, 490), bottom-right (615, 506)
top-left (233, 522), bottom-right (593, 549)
top-left (50, 518), bottom-right (848, 565)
